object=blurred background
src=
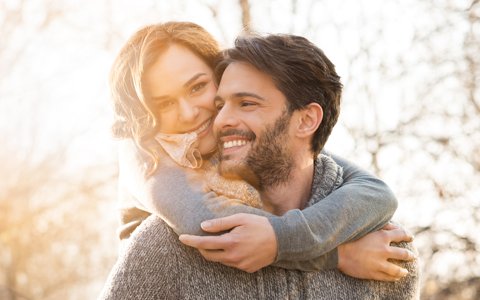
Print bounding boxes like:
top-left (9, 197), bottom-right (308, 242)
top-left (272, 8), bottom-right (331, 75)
top-left (0, 0), bottom-right (478, 299)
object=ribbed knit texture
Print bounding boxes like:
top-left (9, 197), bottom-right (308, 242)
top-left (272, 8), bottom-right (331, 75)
top-left (99, 215), bottom-right (420, 299)
top-left (100, 154), bottom-right (419, 299)
top-left (118, 139), bottom-right (398, 271)
top-left (119, 144), bottom-right (398, 271)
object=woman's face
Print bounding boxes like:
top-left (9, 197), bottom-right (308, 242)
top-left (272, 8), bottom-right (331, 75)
top-left (143, 44), bottom-right (217, 155)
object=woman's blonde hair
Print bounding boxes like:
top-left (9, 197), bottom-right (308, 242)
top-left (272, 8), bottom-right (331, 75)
top-left (110, 22), bottom-right (220, 176)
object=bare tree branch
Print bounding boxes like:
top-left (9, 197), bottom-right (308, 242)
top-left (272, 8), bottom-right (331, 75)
top-left (239, 0), bottom-right (251, 33)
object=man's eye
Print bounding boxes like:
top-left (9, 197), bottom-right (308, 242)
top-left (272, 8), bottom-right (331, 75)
top-left (190, 82), bottom-right (207, 94)
top-left (240, 101), bottom-right (256, 107)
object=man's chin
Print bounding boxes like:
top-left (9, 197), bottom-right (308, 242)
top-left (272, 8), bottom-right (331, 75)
top-left (218, 160), bottom-right (260, 189)
top-left (218, 160), bottom-right (243, 180)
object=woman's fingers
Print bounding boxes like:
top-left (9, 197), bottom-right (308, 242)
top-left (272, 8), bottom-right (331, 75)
top-left (385, 227), bottom-right (414, 243)
top-left (379, 261), bottom-right (409, 280)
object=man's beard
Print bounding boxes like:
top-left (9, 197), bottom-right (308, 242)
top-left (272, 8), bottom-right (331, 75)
top-left (218, 112), bottom-right (294, 191)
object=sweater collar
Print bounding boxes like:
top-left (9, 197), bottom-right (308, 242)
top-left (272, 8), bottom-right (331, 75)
top-left (307, 154), bottom-right (344, 207)
top-left (154, 132), bottom-right (202, 169)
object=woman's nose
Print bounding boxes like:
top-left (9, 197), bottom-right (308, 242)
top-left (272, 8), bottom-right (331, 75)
top-left (178, 98), bottom-right (199, 123)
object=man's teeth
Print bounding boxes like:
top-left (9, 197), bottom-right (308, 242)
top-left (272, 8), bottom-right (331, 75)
top-left (224, 140), bottom-right (248, 149)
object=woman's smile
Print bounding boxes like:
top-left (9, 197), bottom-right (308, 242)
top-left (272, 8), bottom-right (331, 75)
top-left (189, 118), bottom-right (212, 138)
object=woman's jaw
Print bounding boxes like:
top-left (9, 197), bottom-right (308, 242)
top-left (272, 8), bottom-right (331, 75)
top-left (195, 117), bottom-right (218, 156)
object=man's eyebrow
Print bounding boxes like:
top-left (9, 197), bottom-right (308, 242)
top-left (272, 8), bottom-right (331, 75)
top-left (232, 92), bottom-right (265, 101)
top-left (151, 73), bottom-right (207, 101)
top-left (214, 92), bottom-right (265, 103)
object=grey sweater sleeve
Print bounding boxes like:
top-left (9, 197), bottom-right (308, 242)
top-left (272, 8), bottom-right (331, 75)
top-left (119, 141), bottom-right (396, 270)
top-left (118, 140), bottom-right (273, 236)
top-left (268, 151), bottom-right (397, 269)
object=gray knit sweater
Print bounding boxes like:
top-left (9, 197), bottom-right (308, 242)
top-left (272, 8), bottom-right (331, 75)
top-left (99, 215), bottom-right (419, 300)
top-left (117, 140), bottom-right (397, 270)
top-left (100, 154), bottom-right (420, 299)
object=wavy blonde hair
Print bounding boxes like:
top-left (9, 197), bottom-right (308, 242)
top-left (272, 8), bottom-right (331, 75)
top-left (110, 22), bottom-right (220, 176)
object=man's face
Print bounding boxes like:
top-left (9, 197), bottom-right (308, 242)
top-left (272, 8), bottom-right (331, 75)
top-left (213, 62), bottom-right (294, 189)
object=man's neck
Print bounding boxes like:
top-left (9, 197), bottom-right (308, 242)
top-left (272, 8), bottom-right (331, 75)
top-left (260, 157), bottom-right (315, 216)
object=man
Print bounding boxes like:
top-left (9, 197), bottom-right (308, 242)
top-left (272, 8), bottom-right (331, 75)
top-left (178, 34), bottom-right (414, 279)
top-left (100, 34), bottom-right (419, 299)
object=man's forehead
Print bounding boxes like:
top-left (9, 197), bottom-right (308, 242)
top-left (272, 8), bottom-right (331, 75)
top-left (220, 62), bottom-right (257, 82)
top-left (217, 62), bottom-right (276, 97)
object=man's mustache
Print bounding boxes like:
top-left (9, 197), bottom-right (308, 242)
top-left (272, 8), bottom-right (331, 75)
top-left (216, 129), bottom-right (256, 141)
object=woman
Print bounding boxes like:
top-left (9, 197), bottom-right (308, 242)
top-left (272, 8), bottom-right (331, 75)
top-left (110, 22), bottom-right (406, 277)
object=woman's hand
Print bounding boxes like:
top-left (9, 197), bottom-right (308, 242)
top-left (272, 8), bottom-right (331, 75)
top-left (338, 223), bottom-right (416, 281)
top-left (179, 213), bottom-right (277, 273)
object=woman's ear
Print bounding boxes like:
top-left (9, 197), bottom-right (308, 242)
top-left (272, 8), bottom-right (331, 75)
top-left (295, 103), bottom-right (323, 138)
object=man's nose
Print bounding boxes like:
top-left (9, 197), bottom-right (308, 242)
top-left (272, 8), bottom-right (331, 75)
top-left (178, 98), bottom-right (199, 123)
top-left (213, 104), bottom-right (239, 130)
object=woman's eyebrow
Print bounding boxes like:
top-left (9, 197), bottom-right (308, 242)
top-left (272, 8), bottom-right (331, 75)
top-left (183, 73), bottom-right (207, 88)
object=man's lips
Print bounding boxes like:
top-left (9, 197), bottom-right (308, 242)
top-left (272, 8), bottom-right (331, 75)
top-left (217, 129), bottom-right (255, 154)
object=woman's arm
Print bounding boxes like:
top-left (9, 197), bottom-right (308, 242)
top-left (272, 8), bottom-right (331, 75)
top-left (269, 151), bottom-right (397, 266)
top-left (120, 141), bottom-right (397, 271)
top-left (118, 139), bottom-right (273, 236)
top-left (181, 152), bottom-right (398, 272)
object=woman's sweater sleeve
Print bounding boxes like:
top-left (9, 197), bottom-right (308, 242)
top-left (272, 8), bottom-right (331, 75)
top-left (268, 151), bottom-right (397, 269)
top-left (118, 140), bottom-right (273, 237)
top-left (120, 141), bottom-right (396, 271)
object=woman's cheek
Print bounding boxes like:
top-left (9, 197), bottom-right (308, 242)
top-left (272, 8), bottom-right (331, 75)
top-left (198, 129), bottom-right (217, 155)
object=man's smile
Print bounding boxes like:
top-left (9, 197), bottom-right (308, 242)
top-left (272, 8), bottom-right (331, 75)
top-left (223, 139), bottom-right (248, 149)
top-left (220, 137), bottom-right (251, 157)
top-left (218, 130), bottom-right (256, 158)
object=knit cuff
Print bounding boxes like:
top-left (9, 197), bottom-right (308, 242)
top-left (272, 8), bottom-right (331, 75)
top-left (268, 211), bottom-right (340, 270)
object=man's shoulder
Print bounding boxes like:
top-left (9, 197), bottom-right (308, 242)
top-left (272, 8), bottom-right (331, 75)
top-left (104, 215), bottom-right (420, 299)
top-left (309, 154), bottom-right (344, 204)
top-left (122, 215), bottom-right (180, 258)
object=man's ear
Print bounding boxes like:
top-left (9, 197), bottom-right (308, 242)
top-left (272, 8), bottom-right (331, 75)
top-left (295, 103), bottom-right (323, 138)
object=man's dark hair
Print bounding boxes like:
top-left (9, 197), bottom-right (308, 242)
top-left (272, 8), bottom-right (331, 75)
top-left (215, 34), bottom-right (343, 156)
